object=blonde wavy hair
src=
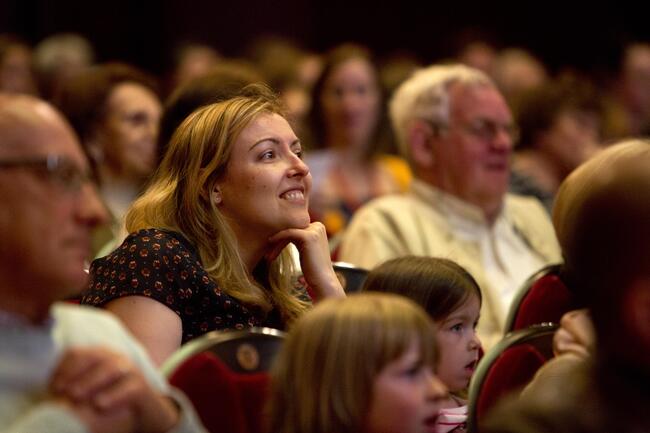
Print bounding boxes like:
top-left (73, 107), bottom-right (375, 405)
top-left (125, 84), bottom-right (308, 323)
top-left (269, 292), bottom-right (438, 433)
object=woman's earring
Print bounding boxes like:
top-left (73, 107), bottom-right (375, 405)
top-left (212, 188), bottom-right (222, 205)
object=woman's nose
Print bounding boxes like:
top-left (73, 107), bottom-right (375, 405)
top-left (287, 153), bottom-right (310, 178)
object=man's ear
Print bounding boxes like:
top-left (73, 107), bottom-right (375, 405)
top-left (408, 120), bottom-right (436, 169)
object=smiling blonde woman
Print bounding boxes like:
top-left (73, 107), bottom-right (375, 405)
top-left (81, 84), bottom-right (344, 365)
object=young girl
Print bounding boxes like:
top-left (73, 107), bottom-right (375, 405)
top-left (363, 256), bottom-right (483, 433)
top-left (269, 292), bottom-right (448, 433)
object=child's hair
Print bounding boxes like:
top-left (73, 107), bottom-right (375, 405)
top-left (268, 292), bottom-right (438, 433)
top-left (362, 256), bottom-right (482, 321)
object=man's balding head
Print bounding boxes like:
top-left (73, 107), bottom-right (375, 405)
top-left (0, 93), bottom-right (107, 322)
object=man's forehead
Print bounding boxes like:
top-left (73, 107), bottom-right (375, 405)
top-left (0, 96), bottom-right (82, 159)
top-left (449, 83), bottom-right (512, 121)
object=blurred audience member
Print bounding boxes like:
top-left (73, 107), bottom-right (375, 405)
top-left (159, 59), bottom-right (263, 161)
top-left (248, 35), bottom-right (320, 135)
top-left (491, 48), bottom-right (547, 111)
top-left (484, 139), bottom-right (650, 433)
top-left (33, 33), bottom-right (95, 101)
top-left (340, 64), bottom-right (561, 349)
top-left (0, 34), bottom-right (37, 95)
top-left (269, 293), bottom-right (448, 433)
top-left (168, 42), bottom-right (221, 92)
top-left (611, 43), bottom-right (650, 137)
top-left (0, 93), bottom-right (205, 433)
top-left (55, 62), bottom-right (162, 255)
top-left (511, 75), bottom-right (604, 211)
top-left (306, 44), bottom-right (411, 242)
top-left (81, 85), bottom-right (344, 365)
top-left (457, 41), bottom-right (497, 75)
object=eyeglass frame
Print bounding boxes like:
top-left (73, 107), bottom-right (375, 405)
top-left (421, 117), bottom-right (520, 144)
top-left (0, 154), bottom-right (95, 192)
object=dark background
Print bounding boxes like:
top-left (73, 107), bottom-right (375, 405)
top-left (2, 0), bottom-right (649, 79)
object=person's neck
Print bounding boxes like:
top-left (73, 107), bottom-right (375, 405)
top-left (325, 135), bottom-right (369, 163)
top-left (0, 288), bottom-right (52, 325)
top-left (415, 174), bottom-right (503, 226)
top-left (99, 165), bottom-right (146, 191)
top-left (515, 149), bottom-right (563, 193)
top-left (229, 225), bottom-right (269, 275)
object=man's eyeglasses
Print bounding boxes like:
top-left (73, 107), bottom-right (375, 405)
top-left (0, 154), bottom-right (94, 192)
top-left (424, 118), bottom-right (520, 143)
top-left (461, 118), bottom-right (520, 143)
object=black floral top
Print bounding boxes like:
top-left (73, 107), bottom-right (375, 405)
top-left (81, 228), bottom-right (287, 343)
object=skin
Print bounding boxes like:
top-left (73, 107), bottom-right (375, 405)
top-left (106, 112), bottom-right (344, 366)
top-left (414, 84), bottom-right (514, 224)
top-left (434, 295), bottom-right (482, 394)
top-left (0, 97), bottom-right (108, 320)
top-left (321, 58), bottom-right (380, 154)
top-left (552, 308), bottom-right (595, 358)
top-left (0, 96), bottom-right (180, 433)
top-left (365, 340), bottom-right (448, 433)
top-left (96, 82), bottom-right (162, 181)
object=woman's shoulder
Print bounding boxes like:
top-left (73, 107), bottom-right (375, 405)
top-left (105, 228), bottom-right (198, 258)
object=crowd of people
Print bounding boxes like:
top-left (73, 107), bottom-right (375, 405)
top-left (1, 31), bottom-right (649, 433)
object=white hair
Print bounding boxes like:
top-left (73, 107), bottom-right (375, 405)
top-left (389, 63), bottom-right (494, 163)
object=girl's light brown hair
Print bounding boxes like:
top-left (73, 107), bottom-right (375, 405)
top-left (269, 292), bottom-right (438, 433)
top-left (125, 83), bottom-right (308, 322)
top-left (362, 256), bottom-right (482, 322)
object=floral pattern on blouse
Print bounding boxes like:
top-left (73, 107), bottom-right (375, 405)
top-left (81, 228), bottom-right (284, 343)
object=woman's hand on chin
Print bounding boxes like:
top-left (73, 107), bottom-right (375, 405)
top-left (267, 222), bottom-right (345, 301)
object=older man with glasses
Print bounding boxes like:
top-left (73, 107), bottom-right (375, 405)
top-left (0, 93), bottom-right (205, 433)
top-left (339, 64), bottom-right (561, 349)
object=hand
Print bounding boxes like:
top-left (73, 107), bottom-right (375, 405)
top-left (267, 222), bottom-right (345, 301)
top-left (56, 398), bottom-right (135, 433)
top-left (553, 309), bottom-right (595, 358)
top-left (50, 347), bottom-right (179, 433)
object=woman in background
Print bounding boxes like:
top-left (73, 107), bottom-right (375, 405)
top-left (306, 44), bottom-right (411, 242)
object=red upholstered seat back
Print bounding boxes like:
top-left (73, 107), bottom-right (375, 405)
top-left (512, 274), bottom-right (573, 330)
top-left (169, 352), bottom-right (270, 433)
top-left (475, 344), bottom-right (546, 421)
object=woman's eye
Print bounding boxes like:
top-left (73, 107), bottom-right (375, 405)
top-left (260, 150), bottom-right (275, 160)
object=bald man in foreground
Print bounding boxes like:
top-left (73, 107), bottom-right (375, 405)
top-left (0, 93), bottom-right (205, 433)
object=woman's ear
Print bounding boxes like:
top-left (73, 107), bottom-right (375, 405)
top-left (408, 120), bottom-right (436, 169)
top-left (211, 185), bottom-right (222, 205)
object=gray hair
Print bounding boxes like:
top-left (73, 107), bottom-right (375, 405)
top-left (389, 64), bottom-right (494, 162)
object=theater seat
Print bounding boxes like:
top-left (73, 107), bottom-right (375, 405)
top-left (467, 323), bottom-right (557, 433)
top-left (162, 327), bottom-right (285, 433)
top-left (333, 261), bottom-right (369, 293)
top-left (504, 264), bottom-right (574, 333)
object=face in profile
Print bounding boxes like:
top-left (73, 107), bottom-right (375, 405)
top-left (434, 294), bottom-right (482, 392)
top-left (216, 112), bottom-right (312, 239)
top-left (431, 83), bottom-right (514, 210)
top-left (0, 105), bottom-right (107, 304)
top-left (100, 82), bottom-right (162, 179)
top-left (320, 58), bottom-right (380, 148)
top-left (365, 339), bottom-right (447, 433)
